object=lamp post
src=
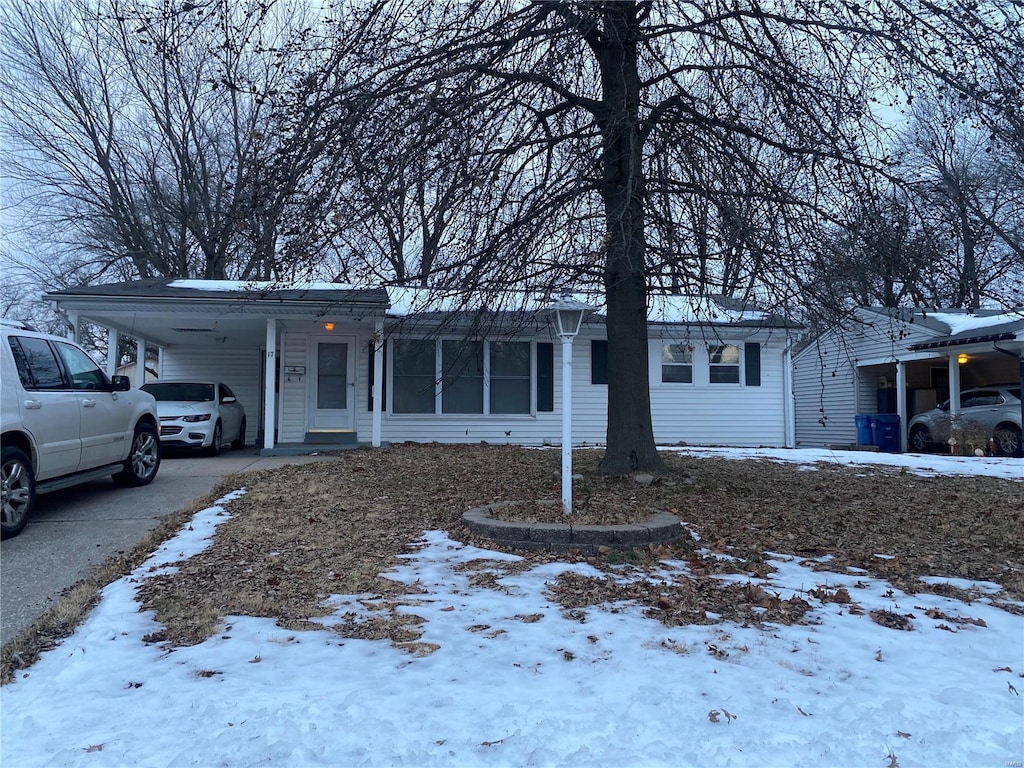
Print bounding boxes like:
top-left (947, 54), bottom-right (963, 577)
top-left (544, 292), bottom-right (593, 515)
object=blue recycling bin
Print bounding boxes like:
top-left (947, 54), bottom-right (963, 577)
top-left (870, 414), bottom-right (901, 453)
top-left (854, 415), bottom-right (873, 446)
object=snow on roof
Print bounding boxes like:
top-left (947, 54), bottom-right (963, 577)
top-left (385, 287), bottom-right (602, 318)
top-left (168, 279), bottom-right (358, 292)
top-left (387, 287), bottom-right (772, 325)
top-left (646, 294), bottom-right (767, 324)
top-left (928, 311), bottom-right (1024, 335)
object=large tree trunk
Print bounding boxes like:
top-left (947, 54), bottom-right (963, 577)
top-left (595, 2), bottom-right (663, 475)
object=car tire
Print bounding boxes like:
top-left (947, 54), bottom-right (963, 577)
top-left (1, 446), bottom-right (35, 540)
top-left (908, 425), bottom-right (933, 452)
top-left (993, 424), bottom-right (1022, 457)
top-left (206, 421), bottom-right (223, 457)
top-left (231, 418), bottom-right (246, 450)
top-left (113, 422), bottom-right (161, 487)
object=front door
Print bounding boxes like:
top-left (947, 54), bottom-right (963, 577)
top-left (308, 337), bottom-right (355, 432)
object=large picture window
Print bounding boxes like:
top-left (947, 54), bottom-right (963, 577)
top-left (390, 339), bottom-right (537, 415)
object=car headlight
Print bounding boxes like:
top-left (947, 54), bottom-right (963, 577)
top-left (181, 414), bottom-right (212, 423)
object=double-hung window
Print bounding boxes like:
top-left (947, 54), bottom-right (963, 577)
top-left (661, 343), bottom-right (693, 383)
top-left (489, 341), bottom-right (531, 414)
top-left (708, 344), bottom-right (741, 384)
top-left (441, 340), bottom-right (484, 413)
top-left (391, 339), bottom-right (541, 415)
top-left (392, 339), bottom-right (437, 414)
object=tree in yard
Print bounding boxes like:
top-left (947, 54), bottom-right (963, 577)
top-left (270, 1), bottom-right (991, 474)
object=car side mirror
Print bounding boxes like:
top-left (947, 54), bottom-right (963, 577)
top-left (111, 375), bottom-right (131, 392)
top-left (221, 395), bottom-right (236, 404)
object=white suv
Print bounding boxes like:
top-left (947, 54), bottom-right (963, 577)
top-left (1, 321), bottom-right (161, 539)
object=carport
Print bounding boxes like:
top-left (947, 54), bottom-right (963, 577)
top-left (44, 279), bottom-right (390, 453)
top-left (859, 316), bottom-right (1024, 451)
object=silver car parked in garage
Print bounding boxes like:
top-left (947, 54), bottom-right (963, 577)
top-left (907, 385), bottom-right (1022, 456)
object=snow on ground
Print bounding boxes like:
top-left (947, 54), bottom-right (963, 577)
top-left (1, 451), bottom-right (1022, 767)
top-left (662, 445), bottom-right (1024, 481)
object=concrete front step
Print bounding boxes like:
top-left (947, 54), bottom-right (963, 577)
top-left (304, 429), bottom-right (358, 445)
top-left (260, 442), bottom-right (370, 456)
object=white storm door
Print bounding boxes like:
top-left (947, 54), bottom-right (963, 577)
top-left (308, 336), bottom-right (355, 431)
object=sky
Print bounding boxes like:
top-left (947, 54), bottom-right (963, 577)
top-left (1, 448), bottom-right (1022, 768)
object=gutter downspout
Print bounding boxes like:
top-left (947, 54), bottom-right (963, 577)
top-left (371, 319), bottom-right (384, 448)
top-left (783, 340), bottom-right (796, 448)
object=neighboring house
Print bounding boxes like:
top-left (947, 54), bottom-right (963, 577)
top-left (115, 361), bottom-right (159, 384)
top-left (44, 279), bottom-right (803, 454)
top-left (793, 307), bottom-right (1024, 450)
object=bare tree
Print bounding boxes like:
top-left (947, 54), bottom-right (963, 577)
top-left (896, 98), bottom-right (1022, 309)
top-left (0, 0), bottom-right (312, 285)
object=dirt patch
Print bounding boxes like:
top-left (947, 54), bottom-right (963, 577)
top-left (4, 444), bottom-right (1022, 682)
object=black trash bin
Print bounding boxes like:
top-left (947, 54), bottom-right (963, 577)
top-left (870, 414), bottom-right (901, 453)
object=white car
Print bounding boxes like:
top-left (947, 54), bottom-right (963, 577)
top-left (141, 381), bottom-right (246, 456)
top-left (1, 321), bottom-right (161, 539)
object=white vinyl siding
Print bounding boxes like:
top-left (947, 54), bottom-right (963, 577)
top-left (163, 324), bottom-right (795, 450)
top-left (647, 336), bottom-right (789, 447)
top-left (791, 311), bottom-right (946, 448)
top-left (279, 333), bottom-right (309, 442)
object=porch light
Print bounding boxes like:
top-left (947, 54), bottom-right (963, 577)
top-left (543, 292), bottom-right (595, 515)
top-left (957, 353), bottom-right (968, 365)
top-left (324, 322), bottom-right (335, 331)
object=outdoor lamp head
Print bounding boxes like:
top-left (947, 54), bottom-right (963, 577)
top-left (545, 293), bottom-right (592, 340)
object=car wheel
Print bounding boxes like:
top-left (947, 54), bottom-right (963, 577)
top-left (908, 425), bottom-right (933, 452)
top-left (231, 418), bottom-right (246, 450)
top-left (206, 421), bottom-right (223, 457)
top-left (1, 446), bottom-right (35, 540)
top-left (993, 424), bottom-right (1022, 457)
top-left (113, 422), bottom-right (161, 487)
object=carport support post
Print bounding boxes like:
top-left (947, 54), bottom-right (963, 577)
top-left (896, 361), bottom-right (907, 452)
top-left (948, 355), bottom-right (961, 417)
top-left (263, 319), bottom-right (277, 452)
top-left (371, 319), bottom-right (383, 448)
top-left (135, 339), bottom-right (147, 387)
top-left (106, 328), bottom-right (119, 378)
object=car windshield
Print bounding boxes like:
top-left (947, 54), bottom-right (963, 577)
top-left (142, 382), bottom-right (215, 402)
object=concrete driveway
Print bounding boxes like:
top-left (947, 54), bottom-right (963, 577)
top-left (0, 448), bottom-right (333, 646)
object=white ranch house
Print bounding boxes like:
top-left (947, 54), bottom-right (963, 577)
top-left (45, 279), bottom-right (802, 454)
top-left (793, 307), bottom-right (1024, 451)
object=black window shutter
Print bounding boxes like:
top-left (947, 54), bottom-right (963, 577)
top-left (744, 342), bottom-right (761, 386)
top-left (536, 342), bottom-right (554, 412)
top-left (591, 340), bottom-right (608, 384)
top-left (368, 339), bottom-right (387, 410)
